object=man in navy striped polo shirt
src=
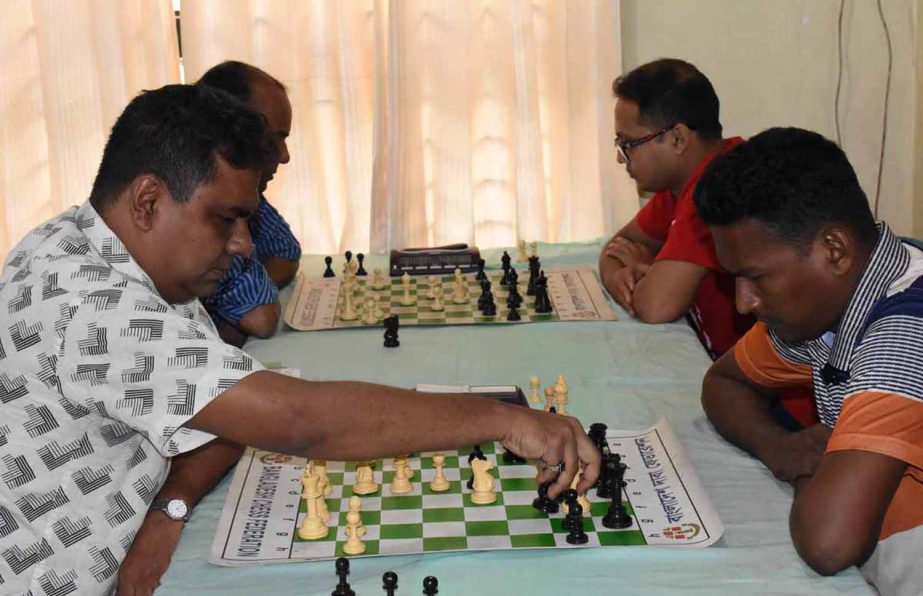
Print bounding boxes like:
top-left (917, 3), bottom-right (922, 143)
top-left (198, 61), bottom-right (302, 347)
top-left (695, 128), bottom-right (923, 594)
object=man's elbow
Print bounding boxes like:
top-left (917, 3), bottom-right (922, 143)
top-left (238, 303), bottom-right (281, 339)
top-left (791, 514), bottom-right (876, 576)
top-left (633, 298), bottom-right (685, 324)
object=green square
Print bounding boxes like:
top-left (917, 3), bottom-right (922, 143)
top-left (382, 495), bottom-right (423, 510)
top-left (418, 317), bottom-right (443, 325)
top-left (335, 540), bottom-right (380, 556)
top-left (423, 536), bottom-right (468, 552)
top-left (421, 455), bottom-right (459, 470)
top-left (326, 472), bottom-right (344, 485)
top-left (423, 507), bottom-right (465, 523)
top-left (465, 520), bottom-right (509, 536)
top-left (597, 531), bottom-right (647, 546)
top-left (422, 480), bottom-right (462, 496)
top-left (445, 311), bottom-right (469, 319)
top-left (511, 533), bottom-right (556, 548)
top-left (589, 501), bottom-right (634, 517)
top-left (458, 443), bottom-right (495, 456)
top-left (463, 492), bottom-right (504, 507)
top-left (500, 477), bottom-right (537, 492)
top-left (380, 523), bottom-right (423, 539)
top-left (505, 504), bottom-right (548, 520)
top-left (338, 510), bottom-right (380, 526)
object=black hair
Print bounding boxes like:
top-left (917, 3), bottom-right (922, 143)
top-left (89, 84), bottom-right (277, 209)
top-left (197, 60), bottom-right (286, 103)
top-left (694, 127), bottom-right (878, 247)
top-left (613, 58), bottom-right (722, 140)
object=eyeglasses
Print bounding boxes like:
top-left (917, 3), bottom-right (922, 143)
top-left (614, 126), bottom-right (673, 164)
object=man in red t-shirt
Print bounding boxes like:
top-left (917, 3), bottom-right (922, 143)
top-left (598, 59), bottom-right (815, 428)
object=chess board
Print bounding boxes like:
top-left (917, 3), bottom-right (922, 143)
top-left (282, 267), bottom-right (615, 331)
top-left (209, 419), bottom-right (723, 566)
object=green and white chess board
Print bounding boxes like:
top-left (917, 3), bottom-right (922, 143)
top-left (283, 268), bottom-right (615, 331)
top-left (209, 419), bottom-right (723, 566)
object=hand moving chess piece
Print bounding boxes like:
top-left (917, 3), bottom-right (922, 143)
top-left (470, 458), bottom-right (497, 504)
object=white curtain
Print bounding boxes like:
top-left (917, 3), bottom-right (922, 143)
top-left (0, 0), bottom-right (180, 259)
top-left (181, 0), bottom-right (634, 254)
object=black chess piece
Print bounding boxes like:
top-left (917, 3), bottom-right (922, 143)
top-left (502, 447), bottom-right (526, 464)
top-left (482, 299), bottom-right (497, 317)
top-left (475, 258), bottom-right (487, 281)
top-left (602, 491), bottom-right (632, 529)
top-left (564, 500), bottom-right (590, 545)
top-left (383, 315), bottom-right (400, 348)
top-left (534, 272), bottom-right (553, 314)
top-left (466, 444), bottom-right (487, 489)
top-left (526, 257), bottom-right (539, 296)
top-left (333, 557), bottom-right (355, 596)
top-left (532, 480), bottom-right (560, 514)
top-left (561, 489), bottom-right (579, 531)
top-left (422, 576), bottom-right (439, 595)
top-left (506, 304), bottom-right (521, 321)
top-left (500, 251), bottom-right (512, 286)
top-left (345, 250), bottom-right (353, 264)
top-left (356, 253), bottom-right (368, 276)
top-left (323, 256), bottom-right (336, 278)
top-left (478, 282), bottom-right (492, 311)
top-left (382, 571), bottom-right (398, 596)
top-left (596, 454), bottom-right (615, 499)
top-left (588, 423), bottom-right (610, 459)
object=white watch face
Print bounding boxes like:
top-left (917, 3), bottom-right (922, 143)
top-left (166, 499), bottom-right (188, 520)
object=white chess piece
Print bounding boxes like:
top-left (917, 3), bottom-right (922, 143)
top-left (371, 267), bottom-right (388, 290)
top-left (429, 454), bottom-right (450, 492)
top-left (553, 383), bottom-right (568, 415)
top-left (556, 374), bottom-right (569, 395)
top-left (390, 456), bottom-right (413, 494)
top-left (353, 461), bottom-right (378, 495)
top-left (315, 460), bottom-right (332, 496)
top-left (425, 275), bottom-right (438, 300)
top-left (297, 474), bottom-right (328, 539)
top-left (362, 296), bottom-right (378, 325)
top-left (340, 280), bottom-right (359, 321)
top-left (430, 284), bottom-right (445, 312)
top-left (544, 386), bottom-right (555, 412)
top-left (530, 241), bottom-right (538, 258)
top-left (516, 239), bottom-right (528, 262)
top-left (342, 496), bottom-right (367, 555)
top-left (373, 295), bottom-right (385, 319)
top-left (470, 458), bottom-right (497, 504)
top-left (529, 376), bottom-right (541, 403)
top-left (452, 269), bottom-right (468, 304)
top-left (400, 273), bottom-right (415, 306)
top-left (562, 466), bottom-right (591, 514)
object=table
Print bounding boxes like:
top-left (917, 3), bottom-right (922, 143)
top-left (160, 241), bottom-right (873, 595)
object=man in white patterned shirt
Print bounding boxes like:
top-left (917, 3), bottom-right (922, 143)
top-left (0, 84), bottom-right (598, 595)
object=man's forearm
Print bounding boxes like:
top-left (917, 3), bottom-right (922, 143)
top-left (598, 250), bottom-right (626, 298)
top-left (157, 438), bottom-right (244, 506)
top-left (263, 257), bottom-right (299, 288)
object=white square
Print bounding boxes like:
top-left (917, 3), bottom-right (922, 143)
top-left (422, 493), bottom-right (463, 508)
top-left (498, 465), bottom-right (537, 479)
top-left (378, 538), bottom-right (423, 555)
top-left (348, 496), bottom-right (381, 511)
top-left (291, 541), bottom-right (336, 559)
top-left (380, 509), bottom-right (422, 525)
top-left (508, 518), bottom-right (554, 535)
top-left (382, 482), bottom-right (420, 497)
top-left (503, 491), bottom-right (538, 506)
top-left (463, 506), bottom-right (506, 521)
top-left (422, 521), bottom-right (465, 538)
top-left (467, 535), bottom-right (512, 550)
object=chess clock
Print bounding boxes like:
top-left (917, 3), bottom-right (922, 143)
top-left (389, 243), bottom-right (481, 276)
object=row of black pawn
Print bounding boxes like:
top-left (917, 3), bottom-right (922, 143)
top-left (333, 557), bottom-right (439, 595)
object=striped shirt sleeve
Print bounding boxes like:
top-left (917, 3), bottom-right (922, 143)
top-left (734, 322), bottom-right (813, 388)
top-left (203, 256), bottom-right (279, 326)
top-left (251, 197), bottom-right (301, 262)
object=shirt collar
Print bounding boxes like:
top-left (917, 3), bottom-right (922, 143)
top-left (77, 201), bottom-right (160, 295)
top-left (823, 222), bottom-right (908, 379)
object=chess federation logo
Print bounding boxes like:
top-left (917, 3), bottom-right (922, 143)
top-left (661, 523), bottom-right (700, 540)
top-left (260, 453), bottom-right (295, 465)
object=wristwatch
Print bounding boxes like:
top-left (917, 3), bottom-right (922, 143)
top-left (150, 497), bottom-right (191, 522)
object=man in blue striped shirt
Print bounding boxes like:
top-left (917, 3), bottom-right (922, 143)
top-left (197, 61), bottom-right (302, 346)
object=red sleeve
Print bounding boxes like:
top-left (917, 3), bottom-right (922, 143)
top-left (635, 191), bottom-right (675, 242)
top-left (655, 195), bottom-right (721, 270)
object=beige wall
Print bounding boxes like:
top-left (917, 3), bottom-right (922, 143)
top-left (621, 0), bottom-right (921, 237)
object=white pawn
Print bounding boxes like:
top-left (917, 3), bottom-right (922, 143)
top-left (353, 461), bottom-right (379, 495)
top-left (430, 284), bottom-right (445, 312)
top-left (371, 267), bottom-right (388, 290)
top-left (529, 375), bottom-right (541, 403)
top-left (553, 383), bottom-right (568, 415)
top-left (362, 296), bottom-right (378, 325)
top-left (470, 458), bottom-right (497, 504)
top-left (343, 496), bottom-right (367, 555)
top-left (544, 386), bottom-right (555, 412)
top-left (373, 295), bottom-right (385, 319)
top-left (516, 239), bottom-right (528, 262)
top-left (390, 456), bottom-right (413, 494)
top-left (429, 454), bottom-right (450, 492)
top-left (400, 272), bottom-right (415, 306)
top-left (452, 268), bottom-right (468, 304)
top-left (425, 275), bottom-right (438, 300)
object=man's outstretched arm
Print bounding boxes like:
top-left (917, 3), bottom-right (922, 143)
top-left (116, 439), bottom-right (243, 596)
top-left (188, 371), bottom-right (601, 499)
top-left (702, 351), bottom-right (830, 482)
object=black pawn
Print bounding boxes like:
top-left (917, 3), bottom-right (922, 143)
top-left (383, 315), bottom-right (400, 348)
top-left (475, 258), bottom-right (487, 281)
top-left (323, 256), bottom-right (336, 278)
top-left (561, 489), bottom-right (579, 531)
top-left (482, 299), bottom-right (497, 317)
top-left (333, 557), bottom-right (355, 596)
top-left (564, 500), bottom-right (589, 545)
top-left (588, 423), bottom-right (610, 457)
top-left (383, 571), bottom-right (398, 596)
top-left (423, 576), bottom-right (438, 595)
top-left (477, 281), bottom-right (492, 311)
top-left (356, 253), bottom-right (368, 276)
top-left (345, 250), bottom-right (353, 264)
top-left (503, 447), bottom-right (526, 464)
top-left (602, 496), bottom-right (632, 530)
top-left (532, 480), bottom-right (560, 514)
top-left (506, 304), bottom-right (521, 322)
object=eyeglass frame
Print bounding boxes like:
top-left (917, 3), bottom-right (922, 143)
top-left (614, 125), bottom-right (675, 164)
